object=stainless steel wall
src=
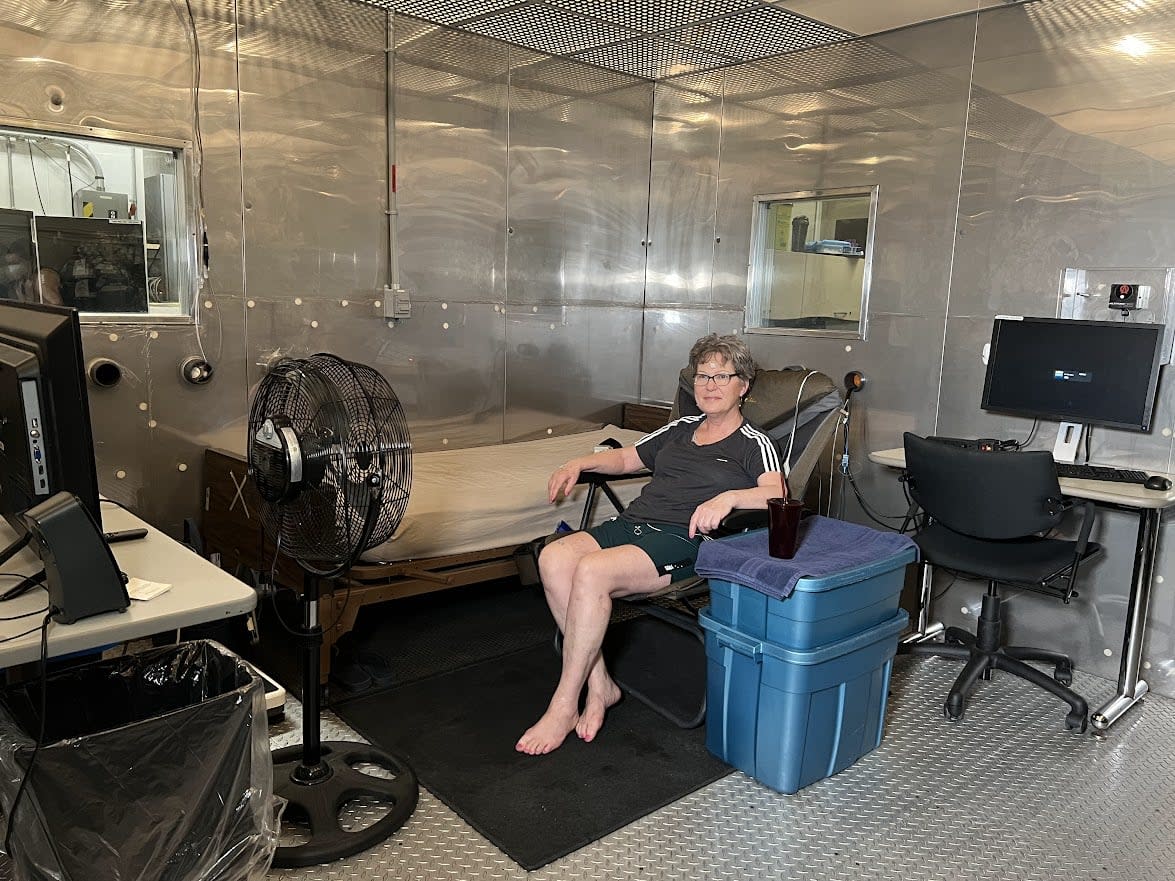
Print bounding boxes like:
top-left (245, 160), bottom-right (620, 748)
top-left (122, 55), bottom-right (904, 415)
top-left (6, 0), bottom-right (1175, 695)
top-left (0, 0), bottom-right (651, 537)
top-left (646, 0), bottom-right (1175, 693)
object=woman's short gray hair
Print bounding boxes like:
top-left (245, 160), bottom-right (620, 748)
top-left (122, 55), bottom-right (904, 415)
top-left (689, 333), bottom-right (756, 381)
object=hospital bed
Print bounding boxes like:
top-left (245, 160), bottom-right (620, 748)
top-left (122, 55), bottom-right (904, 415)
top-left (202, 420), bottom-right (654, 683)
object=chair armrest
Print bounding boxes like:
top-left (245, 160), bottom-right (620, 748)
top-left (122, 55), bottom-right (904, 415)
top-left (717, 509), bottom-right (768, 535)
top-left (575, 470), bottom-right (652, 486)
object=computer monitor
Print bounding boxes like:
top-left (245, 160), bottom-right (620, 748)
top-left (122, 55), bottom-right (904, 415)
top-left (32, 216), bottom-right (148, 313)
top-left (0, 301), bottom-right (100, 535)
top-left (981, 317), bottom-right (1164, 432)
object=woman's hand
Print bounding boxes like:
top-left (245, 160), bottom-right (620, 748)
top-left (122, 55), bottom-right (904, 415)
top-left (548, 460), bottom-right (583, 503)
top-left (688, 491), bottom-right (737, 538)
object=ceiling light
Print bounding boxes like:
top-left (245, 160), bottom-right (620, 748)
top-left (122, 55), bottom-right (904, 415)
top-left (1115, 35), bottom-right (1152, 58)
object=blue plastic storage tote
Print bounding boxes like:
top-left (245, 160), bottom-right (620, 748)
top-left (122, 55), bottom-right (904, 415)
top-left (707, 543), bottom-right (915, 650)
top-left (700, 608), bottom-right (908, 794)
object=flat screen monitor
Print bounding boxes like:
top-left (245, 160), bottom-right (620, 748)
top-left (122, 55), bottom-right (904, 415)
top-left (32, 216), bottom-right (148, 313)
top-left (981, 317), bottom-right (1164, 431)
top-left (0, 301), bottom-right (99, 532)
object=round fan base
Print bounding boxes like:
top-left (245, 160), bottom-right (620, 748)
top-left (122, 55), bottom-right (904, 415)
top-left (269, 741), bottom-right (420, 869)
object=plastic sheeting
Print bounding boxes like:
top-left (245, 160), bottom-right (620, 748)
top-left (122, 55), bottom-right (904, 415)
top-left (0, 640), bottom-right (277, 881)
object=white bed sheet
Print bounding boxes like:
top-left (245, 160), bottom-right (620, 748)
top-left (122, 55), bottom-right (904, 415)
top-left (360, 425), bottom-right (649, 563)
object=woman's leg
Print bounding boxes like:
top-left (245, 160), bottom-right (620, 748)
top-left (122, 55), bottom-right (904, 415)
top-left (517, 544), bottom-right (670, 755)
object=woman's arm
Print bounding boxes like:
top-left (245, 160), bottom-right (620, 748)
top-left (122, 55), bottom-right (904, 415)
top-left (687, 470), bottom-right (786, 538)
top-left (548, 445), bottom-right (646, 503)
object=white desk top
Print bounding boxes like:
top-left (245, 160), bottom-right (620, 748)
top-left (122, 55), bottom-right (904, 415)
top-left (869, 447), bottom-right (1175, 510)
top-left (0, 504), bottom-right (256, 667)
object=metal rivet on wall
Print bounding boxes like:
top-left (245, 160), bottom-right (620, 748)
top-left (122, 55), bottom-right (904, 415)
top-left (247, 300), bottom-right (255, 308)
top-left (148, 419), bottom-right (157, 429)
top-left (116, 470), bottom-right (126, 479)
top-left (108, 333), bottom-right (118, 342)
top-left (844, 345), bottom-right (852, 352)
top-left (204, 300), bottom-right (213, 309)
top-left (138, 402), bottom-right (148, 412)
top-left (340, 300), bottom-right (349, 307)
top-left (374, 300), bottom-right (382, 308)
top-left (149, 330), bottom-right (159, 340)
top-left (177, 463), bottom-right (188, 472)
top-left (295, 297), bottom-right (303, 306)
top-left (442, 322), bottom-right (449, 329)
top-left (310, 320), bottom-right (319, 329)
top-left (441, 302), bottom-right (448, 310)
top-left (1104, 648), bottom-right (1113, 657)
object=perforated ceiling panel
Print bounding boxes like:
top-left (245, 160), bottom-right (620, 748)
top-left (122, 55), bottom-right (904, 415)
top-left (357, 0), bottom-right (854, 80)
top-left (353, 1), bottom-right (1035, 82)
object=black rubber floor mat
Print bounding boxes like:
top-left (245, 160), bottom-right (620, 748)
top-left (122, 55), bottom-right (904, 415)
top-left (334, 642), bottom-right (731, 870)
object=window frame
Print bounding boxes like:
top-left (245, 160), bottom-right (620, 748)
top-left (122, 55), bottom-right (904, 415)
top-left (744, 184), bottom-right (879, 341)
top-left (1, 117), bottom-right (199, 325)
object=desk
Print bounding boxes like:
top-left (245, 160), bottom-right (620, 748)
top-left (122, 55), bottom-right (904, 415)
top-left (869, 447), bottom-right (1175, 731)
top-left (0, 504), bottom-right (256, 668)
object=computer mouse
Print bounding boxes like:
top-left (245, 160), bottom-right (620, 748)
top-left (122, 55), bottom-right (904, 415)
top-left (1144, 475), bottom-right (1173, 491)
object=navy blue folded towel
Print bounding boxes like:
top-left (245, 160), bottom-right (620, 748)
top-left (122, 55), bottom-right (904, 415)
top-left (694, 515), bottom-right (917, 600)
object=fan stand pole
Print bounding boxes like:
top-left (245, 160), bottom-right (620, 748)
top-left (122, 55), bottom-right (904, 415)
top-left (269, 572), bottom-right (419, 869)
top-left (296, 573), bottom-right (326, 776)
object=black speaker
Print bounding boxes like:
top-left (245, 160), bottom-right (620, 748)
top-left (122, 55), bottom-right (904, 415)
top-left (23, 492), bottom-right (129, 624)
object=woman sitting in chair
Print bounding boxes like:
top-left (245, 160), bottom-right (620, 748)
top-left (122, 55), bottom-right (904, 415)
top-left (517, 333), bottom-right (784, 755)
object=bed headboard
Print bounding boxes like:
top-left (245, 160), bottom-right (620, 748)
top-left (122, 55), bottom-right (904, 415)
top-left (622, 403), bottom-right (670, 434)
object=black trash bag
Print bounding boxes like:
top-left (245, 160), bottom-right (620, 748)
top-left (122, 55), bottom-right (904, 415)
top-left (0, 640), bottom-right (277, 881)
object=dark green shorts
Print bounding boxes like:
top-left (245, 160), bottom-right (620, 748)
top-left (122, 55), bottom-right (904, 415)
top-left (585, 517), bottom-right (704, 582)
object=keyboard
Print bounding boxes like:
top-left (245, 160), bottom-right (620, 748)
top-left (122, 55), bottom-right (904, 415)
top-left (1054, 463), bottom-right (1150, 484)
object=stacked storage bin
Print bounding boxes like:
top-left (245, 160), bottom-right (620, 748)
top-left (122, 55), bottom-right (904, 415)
top-left (697, 531), bottom-right (915, 794)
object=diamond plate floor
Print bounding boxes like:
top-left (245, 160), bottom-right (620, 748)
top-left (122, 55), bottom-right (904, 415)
top-left (4, 657), bottom-right (1174, 881)
top-left (265, 657), bottom-right (1175, 881)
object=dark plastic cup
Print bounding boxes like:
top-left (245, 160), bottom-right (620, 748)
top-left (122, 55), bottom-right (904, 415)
top-left (767, 498), bottom-right (805, 559)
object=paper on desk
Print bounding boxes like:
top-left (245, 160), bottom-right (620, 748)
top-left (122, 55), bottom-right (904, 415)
top-left (126, 577), bottom-right (172, 601)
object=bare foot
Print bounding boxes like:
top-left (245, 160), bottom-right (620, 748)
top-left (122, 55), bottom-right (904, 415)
top-left (576, 678), bottom-right (622, 743)
top-left (516, 701), bottom-right (579, 755)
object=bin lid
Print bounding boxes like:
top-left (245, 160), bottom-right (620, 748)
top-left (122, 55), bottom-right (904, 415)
top-left (695, 518), bottom-right (917, 599)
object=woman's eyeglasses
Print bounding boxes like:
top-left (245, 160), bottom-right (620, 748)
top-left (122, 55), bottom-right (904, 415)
top-left (693, 372), bottom-right (738, 387)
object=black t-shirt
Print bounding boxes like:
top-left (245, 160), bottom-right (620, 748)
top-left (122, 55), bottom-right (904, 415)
top-left (622, 416), bottom-right (782, 526)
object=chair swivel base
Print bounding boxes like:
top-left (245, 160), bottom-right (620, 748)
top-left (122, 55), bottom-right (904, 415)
top-left (270, 742), bottom-right (419, 868)
top-left (902, 617), bottom-right (1089, 734)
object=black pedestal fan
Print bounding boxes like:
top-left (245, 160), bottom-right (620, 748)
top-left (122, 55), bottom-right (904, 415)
top-left (247, 353), bottom-right (416, 868)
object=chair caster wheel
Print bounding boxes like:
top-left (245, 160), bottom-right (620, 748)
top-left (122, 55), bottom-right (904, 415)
top-left (1054, 663), bottom-right (1073, 687)
top-left (1065, 710), bottom-right (1088, 734)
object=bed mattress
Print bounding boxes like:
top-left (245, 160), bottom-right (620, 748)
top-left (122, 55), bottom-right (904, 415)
top-left (360, 425), bottom-right (649, 563)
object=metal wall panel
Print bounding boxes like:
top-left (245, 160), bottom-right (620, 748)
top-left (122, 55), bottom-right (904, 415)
top-left (639, 307), bottom-right (744, 405)
top-left (394, 20), bottom-right (509, 308)
top-left (504, 59), bottom-right (651, 429)
top-left (236, 0), bottom-right (388, 306)
top-left (505, 59), bottom-right (651, 309)
top-left (645, 73), bottom-right (724, 311)
top-left (930, 0), bottom-right (1175, 691)
top-left (0, 0), bottom-right (246, 535)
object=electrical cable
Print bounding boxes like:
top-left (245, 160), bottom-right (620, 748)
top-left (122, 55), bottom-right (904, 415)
top-left (1084, 426), bottom-right (1092, 465)
top-left (1019, 419), bottom-right (1039, 450)
top-left (26, 142), bottom-right (45, 215)
top-left (783, 371), bottom-right (818, 472)
top-left (31, 141), bottom-right (96, 195)
top-left (3, 609), bottom-right (54, 859)
top-left (845, 469), bottom-right (916, 533)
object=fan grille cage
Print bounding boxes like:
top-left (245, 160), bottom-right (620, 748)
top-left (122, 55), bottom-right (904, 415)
top-left (248, 353), bottom-right (412, 570)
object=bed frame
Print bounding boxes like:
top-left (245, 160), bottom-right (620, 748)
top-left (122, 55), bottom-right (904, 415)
top-left (201, 403), bottom-right (669, 683)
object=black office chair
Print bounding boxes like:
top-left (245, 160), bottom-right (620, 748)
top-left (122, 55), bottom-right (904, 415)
top-left (900, 432), bottom-right (1100, 733)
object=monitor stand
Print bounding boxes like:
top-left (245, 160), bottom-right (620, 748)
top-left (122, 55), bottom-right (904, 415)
top-left (1053, 421), bottom-right (1085, 464)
